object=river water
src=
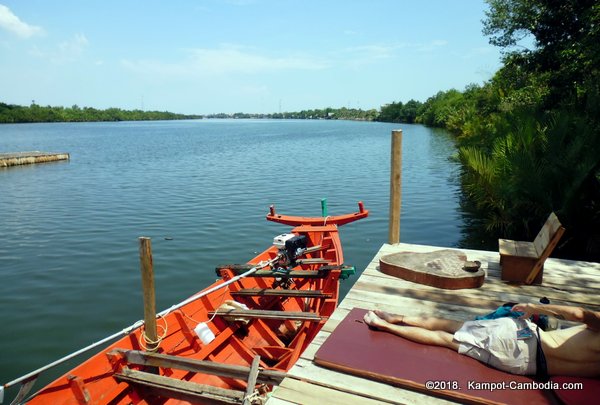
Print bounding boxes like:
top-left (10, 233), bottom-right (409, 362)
top-left (0, 119), bottom-right (463, 394)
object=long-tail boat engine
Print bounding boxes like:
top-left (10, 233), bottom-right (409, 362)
top-left (272, 233), bottom-right (307, 273)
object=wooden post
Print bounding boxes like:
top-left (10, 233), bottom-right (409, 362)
top-left (388, 129), bottom-right (402, 244)
top-left (139, 237), bottom-right (158, 352)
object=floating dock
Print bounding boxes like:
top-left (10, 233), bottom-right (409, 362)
top-left (267, 242), bottom-right (600, 404)
top-left (0, 151), bottom-right (70, 167)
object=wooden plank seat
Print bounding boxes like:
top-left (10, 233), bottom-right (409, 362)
top-left (231, 289), bottom-right (332, 298)
top-left (115, 368), bottom-right (245, 404)
top-left (245, 270), bottom-right (328, 279)
top-left (499, 212), bottom-right (565, 285)
top-left (112, 350), bottom-right (286, 385)
top-left (294, 258), bottom-right (332, 265)
top-left (208, 309), bottom-right (323, 322)
top-left (217, 265), bottom-right (337, 279)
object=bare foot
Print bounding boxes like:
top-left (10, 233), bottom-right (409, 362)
top-left (373, 310), bottom-right (404, 324)
top-left (363, 311), bottom-right (390, 330)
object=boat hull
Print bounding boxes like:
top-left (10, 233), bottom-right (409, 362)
top-left (26, 217), bottom-right (362, 404)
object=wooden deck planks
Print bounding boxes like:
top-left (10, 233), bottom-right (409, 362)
top-left (273, 377), bottom-right (398, 405)
top-left (267, 242), bottom-right (600, 405)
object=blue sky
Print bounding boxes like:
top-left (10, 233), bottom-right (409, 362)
top-left (0, 0), bottom-right (502, 114)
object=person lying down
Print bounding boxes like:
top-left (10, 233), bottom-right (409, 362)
top-left (363, 303), bottom-right (600, 378)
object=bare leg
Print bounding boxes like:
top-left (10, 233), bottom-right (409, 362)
top-left (364, 311), bottom-right (460, 351)
top-left (374, 309), bottom-right (463, 333)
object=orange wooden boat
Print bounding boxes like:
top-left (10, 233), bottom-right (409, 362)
top-left (4, 202), bottom-right (368, 404)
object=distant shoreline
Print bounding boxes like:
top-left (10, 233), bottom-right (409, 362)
top-left (0, 102), bottom-right (200, 124)
top-left (0, 102), bottom-right (391, 124)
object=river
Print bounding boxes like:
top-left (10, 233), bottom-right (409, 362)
top-left (0, 119), bottom-right (463, 393)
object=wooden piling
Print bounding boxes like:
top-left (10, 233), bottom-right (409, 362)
top-left (138, 237), bottom-right (158, 352)
top-left (388, 129), bottom-right (402, 244)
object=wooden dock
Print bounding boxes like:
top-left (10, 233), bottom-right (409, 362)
top-left (267, 242), bottom-right (600, 404)
top-left (0, 151), bottom-right (70, 167)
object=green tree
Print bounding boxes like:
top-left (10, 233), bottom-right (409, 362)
top-left (453, 0), bottom-right (600, 260)
top-left (483, 0), bottom-right (600, 109)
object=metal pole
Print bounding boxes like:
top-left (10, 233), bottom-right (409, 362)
top-left (388, 129), bottom-right (402, 244)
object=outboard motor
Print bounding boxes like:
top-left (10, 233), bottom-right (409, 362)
top-left (273, 233), bottom-right (307, 269)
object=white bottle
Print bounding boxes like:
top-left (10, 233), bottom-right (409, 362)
top-left (194, 322), bottom-right (216, 345)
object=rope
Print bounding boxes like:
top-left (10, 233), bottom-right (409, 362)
top-left (138, 314), bottom-right (168, 352)
top-left (243, 388), bottom-right (263, 404)
top-left (178, 286), bottom-right (230, 325)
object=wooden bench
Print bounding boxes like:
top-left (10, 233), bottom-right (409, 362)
top-left (208, 309), bottom-right (323, 322)
top-left (113, 350), bottom-right (287, 404)
top-left (114, 350), bottom-right (286, 385)
top-left (116, 368), bottom-right (246, 404)
top-left (499, 212), bottom-right (565, 284)
top-left (231, 288), bottom-right (333, 298)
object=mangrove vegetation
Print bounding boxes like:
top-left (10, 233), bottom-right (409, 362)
top-left (415, 0), bottom-right (600, 261)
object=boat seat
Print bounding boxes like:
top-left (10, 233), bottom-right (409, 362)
top-left (114, 352), bottom-right (287, 404)
top-left (231, 288), bottom-right (332, 298)
top-left (294, 258), bottom-right (331, 265)
top-left (115, 368), bottom-right (245, 404)
top-left (217, 268), bottom-right (331, 279)
top-left (248, 270), bottom-right (329, 278)
top-left (217, 264), bottom-right (350, 279)
top-left (499, 212), bottom-right (565, 284)
top-left (208, 309), bottom-right (323, 322)
top-left (112, 350), bottom-right (286, 385)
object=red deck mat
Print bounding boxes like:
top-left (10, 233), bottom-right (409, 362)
top-left (314, 308), bottom-right (556, 405)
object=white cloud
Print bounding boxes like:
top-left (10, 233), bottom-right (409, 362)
top-left (121, 46), bottom-right (329, 79)
top-left (29, 33), bottom-right (89, 63)
top-left (189, 47), bottom-right (328, 73)
top-left (0, 4), bottom-right (43, 38)
top-left (58, 33), bottom-right (88, 56)
top-left (341, 43), bottom-right (410, 68)
top-left (343, 39), bottom-right (449, 66)
top-left (224, 0), bottom-right (256, 5)
top-left (346, 44), bottom-right (399, 59)
top-left (418, 39), bottom-right (448, 52)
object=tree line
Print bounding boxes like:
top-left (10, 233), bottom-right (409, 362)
top-left (204, 107), bottom-right (379, 121)
top-left (0, 103), bottom-right (200, 123)
top-left (0, 102), bottom-right (385, 123)
top-left (0, 98), bottom-right (462, 125)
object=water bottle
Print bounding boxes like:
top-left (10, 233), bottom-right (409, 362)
top-left (194, 322), bottom-right (216, 344)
